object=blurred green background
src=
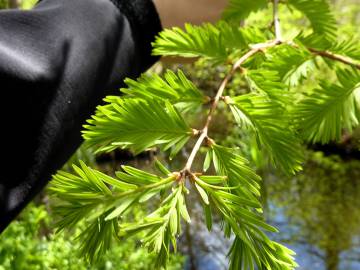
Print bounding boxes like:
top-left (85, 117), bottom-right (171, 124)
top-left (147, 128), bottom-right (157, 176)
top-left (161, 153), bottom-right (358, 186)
top-left (0, 1), bottom-right (359, 270)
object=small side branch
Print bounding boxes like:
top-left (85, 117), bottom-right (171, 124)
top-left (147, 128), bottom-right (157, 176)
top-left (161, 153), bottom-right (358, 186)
top-left (308, 47), bottom-right (360, 70)
top-left (184, 127), bottom-right (208, 171)
top-left (289, 41), bottom-right (360, 70)
top-left (182, 40), bottom-right (280, 174)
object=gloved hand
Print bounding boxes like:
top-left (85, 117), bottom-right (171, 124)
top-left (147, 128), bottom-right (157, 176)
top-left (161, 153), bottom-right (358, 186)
top-left (0, 0), bottom-right (161, 232)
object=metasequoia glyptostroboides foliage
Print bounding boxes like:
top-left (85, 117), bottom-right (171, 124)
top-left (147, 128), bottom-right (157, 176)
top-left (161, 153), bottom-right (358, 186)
top-left (51, 0), bottom-right (360, 269)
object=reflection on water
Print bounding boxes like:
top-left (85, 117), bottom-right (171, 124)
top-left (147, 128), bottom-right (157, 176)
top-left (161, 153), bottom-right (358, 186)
top-left (265, 151), bottom-right (360, 270)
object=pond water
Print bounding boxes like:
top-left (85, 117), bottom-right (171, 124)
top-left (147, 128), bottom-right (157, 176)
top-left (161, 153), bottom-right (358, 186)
top-left (180, 201), bottom-right (360, 270)
top-left (271, 207), bottom-right (360, 270)
top-left (179, 193), bottom-right (360, 270)
top-left (178, 157), bottom-right (360, 270)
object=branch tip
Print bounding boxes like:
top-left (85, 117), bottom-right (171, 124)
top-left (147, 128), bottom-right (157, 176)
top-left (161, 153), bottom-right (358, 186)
top-left (205, 137), bottom-right (215, 147)
top-left (221, 96), bottom-right (232, 105)
top-left (170, 172), bottom-right (182, 182)
top-left (191, 129), bottom-right (201, 137)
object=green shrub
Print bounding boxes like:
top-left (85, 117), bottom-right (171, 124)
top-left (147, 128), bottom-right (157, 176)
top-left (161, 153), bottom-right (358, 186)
top-left (0, 203), bottom-right (183, 270)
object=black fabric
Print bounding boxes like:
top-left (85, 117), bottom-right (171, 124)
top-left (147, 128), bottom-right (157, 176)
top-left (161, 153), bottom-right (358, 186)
top-left (0, 0), bottom-right (162, 232)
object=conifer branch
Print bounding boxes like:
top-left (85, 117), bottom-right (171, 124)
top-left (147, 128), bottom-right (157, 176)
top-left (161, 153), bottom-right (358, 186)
top-left (287, 41), bottom-right (360, 70)
top-left (51, 0), bottom-right (360, 268)
top-left (308, 47), bottom-right (360, 70)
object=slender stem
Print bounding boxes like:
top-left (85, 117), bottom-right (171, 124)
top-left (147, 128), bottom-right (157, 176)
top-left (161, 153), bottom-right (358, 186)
top-left (182, 40), bottom-right (280, 173)
top-left (308, 47), bottom-right (360, 70)
top-left (288, 41), bottom-right (360, 70)
top-left (184, 127), bottom-right (208, 171)
top-left (273, 0), bottom-right (282, 41)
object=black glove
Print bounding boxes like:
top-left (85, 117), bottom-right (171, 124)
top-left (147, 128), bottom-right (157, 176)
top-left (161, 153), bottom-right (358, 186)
top-left (0, 0), bottom-right (162, 232)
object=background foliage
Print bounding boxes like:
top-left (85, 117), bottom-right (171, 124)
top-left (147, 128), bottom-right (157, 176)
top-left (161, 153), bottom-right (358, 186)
top-left (0, 201), bottom-right (183, 270)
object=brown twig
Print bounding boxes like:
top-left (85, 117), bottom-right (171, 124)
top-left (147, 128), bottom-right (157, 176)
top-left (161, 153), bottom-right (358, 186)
top-left (286, 40), bottom-right (360, 70)
top-left (182, 40), bottom-right (281, 174)
top-left (308, 47), bottom-right (360, 70)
